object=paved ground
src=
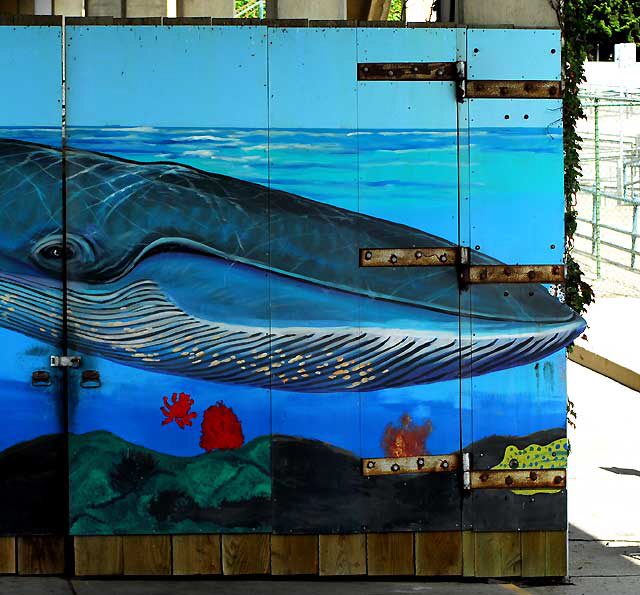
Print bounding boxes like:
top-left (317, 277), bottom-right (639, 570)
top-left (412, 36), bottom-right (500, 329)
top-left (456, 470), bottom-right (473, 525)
top-left (1, 362), bottom-right (637, 594)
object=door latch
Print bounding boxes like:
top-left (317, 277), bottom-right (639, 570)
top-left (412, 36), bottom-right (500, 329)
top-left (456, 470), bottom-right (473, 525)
top-left (50, 355), bottom-right (82, 368)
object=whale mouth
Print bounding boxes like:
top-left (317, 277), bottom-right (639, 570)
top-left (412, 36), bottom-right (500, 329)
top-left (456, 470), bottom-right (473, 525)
top-left (0, 269), bottom-right (585, 392)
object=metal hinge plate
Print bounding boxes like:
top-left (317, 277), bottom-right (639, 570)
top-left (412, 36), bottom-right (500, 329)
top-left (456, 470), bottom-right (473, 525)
top-left (362, 454), bottom-right (459, 477)
top-left (50, 355), bottom-right (82, 368)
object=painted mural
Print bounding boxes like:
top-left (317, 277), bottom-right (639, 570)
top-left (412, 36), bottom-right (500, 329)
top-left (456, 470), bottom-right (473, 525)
top-left (0, 25), bottom-right (580, 536)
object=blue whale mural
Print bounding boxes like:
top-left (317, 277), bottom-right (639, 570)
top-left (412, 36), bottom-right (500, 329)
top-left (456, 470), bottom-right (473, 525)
top-left (0, 138), bottom-right (584, 392)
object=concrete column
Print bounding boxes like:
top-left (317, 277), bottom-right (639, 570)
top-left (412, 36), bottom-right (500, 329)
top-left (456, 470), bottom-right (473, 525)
top-left (125, 0), bottom-right (166, 16)
top-left (459, 0), bottom-right (558, 27)
top-left (178, 0), bottom-right (233, 17)
top-left (34, 0), bottom-right (52, 13)
top-left (86, 0), bottom-right (123, 15)
top-left (53, 0), bottom-right (83, 15)
top-left (276, 0), bottom-right (346, 19)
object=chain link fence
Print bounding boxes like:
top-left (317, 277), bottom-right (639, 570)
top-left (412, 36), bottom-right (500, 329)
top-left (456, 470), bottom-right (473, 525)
top-left (574, 90), bottom-right (640, 297)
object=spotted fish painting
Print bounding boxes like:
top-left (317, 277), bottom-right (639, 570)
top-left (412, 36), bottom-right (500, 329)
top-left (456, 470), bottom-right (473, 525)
top-left (0, 24), bottom-right (575, 536)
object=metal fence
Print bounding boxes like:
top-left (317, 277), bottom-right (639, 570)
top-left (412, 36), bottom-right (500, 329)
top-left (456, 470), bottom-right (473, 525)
top-left (574, 92), bottom-right (640, 280)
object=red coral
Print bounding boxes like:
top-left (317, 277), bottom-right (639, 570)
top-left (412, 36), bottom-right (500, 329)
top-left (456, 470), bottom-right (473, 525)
top-left (381, 413), bottom-right (432, 458)
top-left (161, 392), bottom-right (197, 429)
top-left (200, 401), bottom-right (244, 451)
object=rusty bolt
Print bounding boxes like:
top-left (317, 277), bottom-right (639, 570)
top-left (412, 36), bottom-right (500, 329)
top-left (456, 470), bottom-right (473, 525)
top-left (549, 86), bottom-right (558, 96)
top-left (503, 267), bottom-right (511, 276)
top-left (389, 254), bottom-right (398, 264)
top-left (391, 463), bottom-right (400, 472)
top-left (439, 253), bottom-right (448, 263)
top-left (479, 270), bottom-right (487, 280)
top-left (552, 265), bottom-right (560, 275)
top-left (509, 458), bottom-right (519, 469)
top-left (524, 83), bottom-right (533, 92)
top-left (527, 270), bottom-right (536, 280)
top-left (388, 70), bottom-right (394, 77)
top-left (500, 87), bottom-right (509, 97)
top-left (415, 250), bottom-right (423, 259)
top-left (505, 475), bottom-right (514, 486)
top-left (413, 66), bottom-right (419, 72)
top-left (554, 475), bottom-right (563, 485)
top-left (363, 66), bottom-right (369, 72)
top-left (366, 460), bottom-right (375, 469)
top-left (474, 245), bottom-right (480, 250)
top-left (529, 471), bottom-right (538, 481)
top-left (440, 460), bottom-right (449, 470)
top-left (364, 251), bottom-right (372, 261)
top-left (503, 291), bottom-right (509, 297)
top-left (417, 457), bottom-right (425, 469)
top-left (436, 69), bottom-right (444, 77)
top-left (480, 472), bottom-right (489, 482)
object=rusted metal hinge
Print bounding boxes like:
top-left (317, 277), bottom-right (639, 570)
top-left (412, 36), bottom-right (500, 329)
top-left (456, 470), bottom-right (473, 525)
top-left (359, 247), bottom-right (564, 285)
top-left (357, 62), bottom-right (457, 81)
top-left (362, 454), bottom-right (459, 477)
top-left (466, 80), bottom-right (561, 99)
top-left (470, 469), bottom-right (566, 490)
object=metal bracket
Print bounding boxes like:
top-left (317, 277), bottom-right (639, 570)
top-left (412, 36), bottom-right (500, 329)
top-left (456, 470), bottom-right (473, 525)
top-left (360, 247), bottom-right (458, 267)
top-left (50, 355), bottom-right (81, 368)
top-left (362, 454), bottom-right (459, 477)
top-left (470, 469), bottom-right (566, 490)
top-left (467, 80), bottom-right (561, 99)
top-left (357, 62), bottom-right (457, 82)
top-left (464, 264), bottom-right (565, 285)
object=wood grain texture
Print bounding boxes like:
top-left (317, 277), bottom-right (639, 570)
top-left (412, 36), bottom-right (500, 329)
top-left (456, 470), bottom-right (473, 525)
top-left (122, 536), bottom-right (170, 576)
top-left (222, 534), bottom-right (270, 575)
top-left (74, 536), bottom-right (123, 576)
top-left (319, 534), bottom-right (366, 576)
top-left (415, 531), bottom-right (462, 576)
top-left (521, 531), bottom-right (566, 577)
top-left (172, 535), bottom-right (221, 576)
top-left (462, 531), bottom-right (475, 577)
top-left (366, 533), bottom-right (414, 576)
top-left (271, 535), bottom-right (318, 575)
top-left (0, 537), bottom-right (15, 574)
top-left (17, 536), bottom-right (64, 575)
top-left (474, 532), bottom-right (521, 577)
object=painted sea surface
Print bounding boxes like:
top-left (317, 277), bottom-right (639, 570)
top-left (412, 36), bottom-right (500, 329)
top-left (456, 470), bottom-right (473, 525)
top-left (0, 126), bottom-right (566, 461)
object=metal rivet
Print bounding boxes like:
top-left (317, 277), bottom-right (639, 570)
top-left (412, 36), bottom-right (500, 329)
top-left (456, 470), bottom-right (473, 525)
top-left (552, 265), bottom-right (560, 275)
top-left (474, 245), bottom-right (480, 250)
top-left (503, 267), bottom-right (511, 276)
top-left (509, 458), bottom-right (519, 469)
top-left (363, 66), bottom-right (369, 72)
top-left (415, 250), bottom-right (423, 259)
top-left (554, 475), bottom-right (563, 484)
top-left (389, 254), bottom-right (398, 264)
top-left (504, 114), bottom-right (510, 119)
top-left (550, 244), bottom-right (556, 249)
top-left (527, 270), bottom-right (536, 280)
top-left (391, 463), bottom-right (400, 472)
top-left (439, 254), bottom-right (448, 262)
top-left (417, 457), bottom-right (425, 469)
top-left (499, 87), bottom-right (508, 96)
top-left (388, 70), bottom-right (394, 77)
top-left (364, 251), bottom-right (372, 261)
top-left (436, 69), bottom-right (444, 77)
top-left (549, 86), bottom-right (558, 96)
top-left (529, 471), bottom-right (538, 481)
top-left (505, 475), bottom-right (514, 486)
top-left (367, 460), bottom-right (375, 469)
top-left (480, 472), bottom-right (489, 482)
top-left (440, 460), bottom-right (449, 469)
top-left (473, 48), bottom-right (479, 53)
top-left (524, 114), bottom-right (529, 120)
top-left (529, 291), bottom-right (534, 297)
top-left (504, 291), bottom-right (509, 297)
top-left (413, 66), bottom-right (418, 72)
top-left (551, 48), bottom-right (556, 54)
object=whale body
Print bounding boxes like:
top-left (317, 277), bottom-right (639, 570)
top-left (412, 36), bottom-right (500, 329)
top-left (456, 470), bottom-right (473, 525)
top-left (0, 138), bottom-right (585, 392)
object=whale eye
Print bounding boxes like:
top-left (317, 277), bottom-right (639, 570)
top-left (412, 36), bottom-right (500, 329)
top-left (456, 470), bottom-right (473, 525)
top-left (39, 243), bottom-right (75, 260)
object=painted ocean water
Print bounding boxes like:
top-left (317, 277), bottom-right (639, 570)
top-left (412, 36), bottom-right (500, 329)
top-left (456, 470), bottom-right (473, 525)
top-left (0, 126), bottom-right (566, 458)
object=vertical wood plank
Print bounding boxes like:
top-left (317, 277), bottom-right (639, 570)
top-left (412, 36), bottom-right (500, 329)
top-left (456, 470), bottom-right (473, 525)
top-left (545, 531), bottom-right (567, 577)
top-left (74, 536), bottom-right (123, 576)
top-left (462, 531), bottom-right (475, 577)
top-left (122, 536), bottom-right (170, 576)
top-left (0, 537), bottom-right (16, 574)
top-left (366, 533), bottom-right (414, 576)
top-left (319, 534), bottom-right (366, 576)
top-left (271, 535), bottom-right (318, 575)
top-left (415, 531), bottom-right (462, 576)
top-left (172, 535), bottom-right (221, 576)
top-left (521, 531), bottom-right (567, 577)
top-left (474, 532), bottom-right (521, 577)
top-left (17, 536), bottom-right (65, 575)
top-left (222, 534), bottom-right (270, 575)
top-left (521, 531), bottom-right (546, 577)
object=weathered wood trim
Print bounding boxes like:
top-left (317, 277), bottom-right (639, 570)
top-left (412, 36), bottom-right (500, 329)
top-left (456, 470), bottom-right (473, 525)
top-left (0, 537), bottom-right (16, 574)
top-left (17, 536), bottom-right (64, 575)
top-left (172, 535), bottom-right (221, 576)
top-left (122, 536), bottom-right (171, 576)
top-left (319, 534), bottom-right (366, 575)
top-left (366, 533), bottom-right (414, 576)
top-left (474, 532), bottom-right (522, 577)
top-left (271, 535), bottom-right (318, 575)
top-left (415, 531), bottom-right (462, 576)
top-left (74, 536), bottom-right (123, 576)
top-left (569, 345), bottom-right (640, 393)
top-left (221, 534), bottom-right (270, 575)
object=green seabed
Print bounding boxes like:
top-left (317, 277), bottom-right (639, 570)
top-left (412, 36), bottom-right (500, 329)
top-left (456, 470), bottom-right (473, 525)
top-left (69, 431), bottom-right (271, 535)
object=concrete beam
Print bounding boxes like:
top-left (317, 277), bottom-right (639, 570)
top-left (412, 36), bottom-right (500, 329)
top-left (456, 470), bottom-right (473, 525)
top-left (86, 0), bottom-right (123, 16)
top-left (125, 0), bottom-right (166, 16)
top-left (276, 0), bottom-right (346, 19)
top-left (53, 0), bottom-right (82, 15)
top-left (178, 0), bottom-right (233, 17)
top-left (460, 0), bottom-right (559, 27)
